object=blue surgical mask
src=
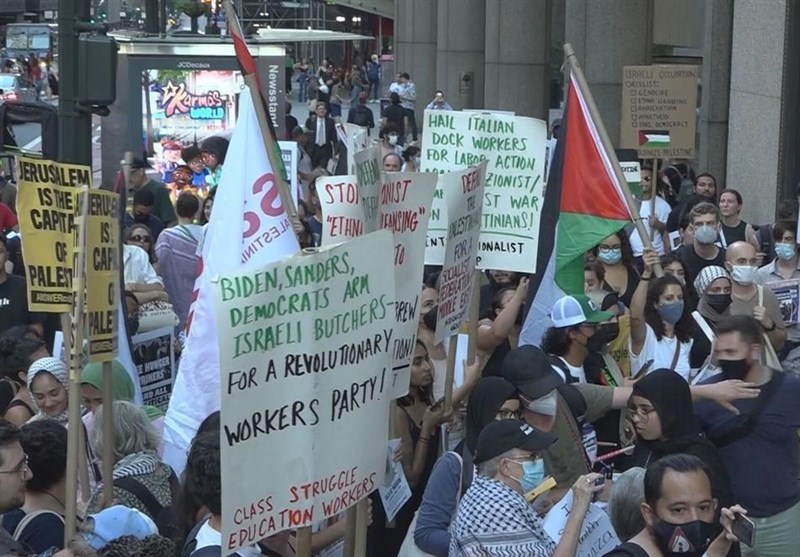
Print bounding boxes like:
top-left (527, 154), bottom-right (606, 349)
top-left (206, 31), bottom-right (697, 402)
top-left (510, 458), bottom-right (546, 492)
top-left (598, 248), bottom-right (622, 265)
top-left (775, 242), bottom-right (796, 261)
top-left (657, 300), bottom-right (684, 324)
top-left (694, 224), bottom-right (718, 244)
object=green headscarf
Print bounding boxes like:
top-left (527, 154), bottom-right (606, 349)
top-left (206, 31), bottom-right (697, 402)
top-left (80, 360), bottom-right (164, 420)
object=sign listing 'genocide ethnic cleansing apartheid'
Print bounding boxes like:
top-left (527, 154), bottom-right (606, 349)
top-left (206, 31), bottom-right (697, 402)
top-left (214, 231), bottom-right (396, 553)
top-left (435, 163), bottom-right (487, 345)
top-left (620, 65), bottom-right (699, 159)
top-left (420, 110), bottom-right (547, 273)
top-left (86, 190), bottom-right (120, 362)
top-left (16, 156), bottom-right (93, 312)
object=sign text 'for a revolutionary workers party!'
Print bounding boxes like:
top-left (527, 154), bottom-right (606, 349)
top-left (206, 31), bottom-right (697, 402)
top-left (214, 231), bottom-right (396, 553)
top-left (16, 156), bottom-right (93, 313)
top-left (421, 110), bottom-right (546, 273)
top-left (620, 65), bottom-right (699, 159)
top-left (86, 190), bottom-right (120, 362)
top-left (435, 163), bottom-right (487, 344)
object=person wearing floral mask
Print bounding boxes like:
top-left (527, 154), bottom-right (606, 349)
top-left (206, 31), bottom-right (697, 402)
top-left (604, 454), bottom-right (745, 557)
top-left (593, 230), bottom-right (640, 308)
top-left (630, 248), bottom-right (694, 380)
top-left (725, 241), bottom-right (786, 353)
top-left (677, 202), bottom-right (726, 302)
top-left (755, 220), bottom-right (800, 359)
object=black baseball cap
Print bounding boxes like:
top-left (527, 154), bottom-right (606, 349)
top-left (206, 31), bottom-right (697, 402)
top-left (130, 158), bottom-right (152, 170)
top-left (474, 420), bottom-right (557, 464)
top-left (501, 345), bottom-right (563, 400)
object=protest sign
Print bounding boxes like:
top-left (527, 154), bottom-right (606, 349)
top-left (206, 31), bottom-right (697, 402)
top-left (214, 231), bottom-right (396, 552)
top-left (318, 175), bottom-right (365, 246)
top-left (336, 123), bottom-right (369, 174)
top-left (378, 439), bottom-right (412, 522)
top-left (131, 327), bottom-right (174, 412)
top-left (354, 146), bottom-right (382, 233)
top-left (619, 161), bottom-right (642, 198)
top-left (620, 65), bottom-right (699, 159)
top-left (421, 110), bottom-right (546, 273)
top-left (378, 172), bottom-right (437, 397)
top-left (542, 491), bottom-right (620, 557)
top-left (15, 156), bottom-right (93, 312)
top-left (86, 190), bottom-right (120, 362)
top-left (279, 141), bottom-right (300, 208)
top-left (435, 163), bottom-right (487, 344)
top-left (765, 279), bottom-right (800, 325)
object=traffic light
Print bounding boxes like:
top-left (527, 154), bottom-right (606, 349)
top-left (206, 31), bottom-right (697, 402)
top-left (77, 34), bottom-right (118, 106)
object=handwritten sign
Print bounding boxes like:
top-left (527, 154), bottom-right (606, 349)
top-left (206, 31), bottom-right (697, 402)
top-left (435, 163), bottom-right (487, 344)
top-left (421, 111), bottom-right (546, 273)
top-left (542, 491), bottom-right (620, 557)
top-left (318, 175), bottom-right (365, 246)
top-left (354, 146), bottom-right (382, 233)
top-left (215, 231), bottom-right (396, 552)
top-left (15, 156), bottom-right (92, 312)
top-left (86, 190), bottom-right (120, 362)
top-left (131, 327), bottom-right (174, 412)
top-left (378, 172), bottom-right (437, 397)
top-left (620, 65), bottom-right (699, 159)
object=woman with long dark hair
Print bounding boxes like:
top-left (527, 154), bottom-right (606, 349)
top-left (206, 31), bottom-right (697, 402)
top-left (592, 229), bottom-right (640, 308)
top-left (630, 249), bottom-right (694, 379)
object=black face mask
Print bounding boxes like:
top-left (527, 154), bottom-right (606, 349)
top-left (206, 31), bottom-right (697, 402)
top-left (586, 323), bottom-right (620, 352)
top-left (423, 305), bottom-right (438, 331)
top-left (718, 357), bottom-right (751, 380)
top-left (705, 293), bottom-right (732, 314)
top-left (652, 517), bottom-right (720, 557)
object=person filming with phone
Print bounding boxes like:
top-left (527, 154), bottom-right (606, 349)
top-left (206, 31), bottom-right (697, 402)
top-left (603, 454), bottom-right (749, 557)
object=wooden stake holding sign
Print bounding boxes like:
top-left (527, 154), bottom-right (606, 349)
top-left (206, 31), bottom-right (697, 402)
top-left (649, 158), bottom-right (659, 242)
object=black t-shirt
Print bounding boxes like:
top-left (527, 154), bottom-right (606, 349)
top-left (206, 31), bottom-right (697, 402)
top-left (382, 104), bottom-right (406, 136)
top-left (1, 508), bottom-right (65, 552)
top-left (677, 244), bottom-right (726, 300)
top-left (0, 275), bottom-right (44, 336)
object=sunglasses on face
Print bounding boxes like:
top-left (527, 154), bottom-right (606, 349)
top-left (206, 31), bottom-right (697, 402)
top-left (130, 235), bottom-right (151, 243)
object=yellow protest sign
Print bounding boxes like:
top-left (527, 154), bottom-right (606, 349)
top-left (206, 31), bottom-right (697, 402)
top-left (16, 156), bottom-right (93, 312)
top-left (86, 190), bottom-right (120, 362)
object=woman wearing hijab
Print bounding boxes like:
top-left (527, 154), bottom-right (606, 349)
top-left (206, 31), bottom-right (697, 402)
top-left (411, 377), bottom-right (520, 556)
top-left (27, 357), bottom-right (69, 426)
top-left (690, 266), bottom-right (733, 369)
top-left (623, 369), bottom-right (732, 506)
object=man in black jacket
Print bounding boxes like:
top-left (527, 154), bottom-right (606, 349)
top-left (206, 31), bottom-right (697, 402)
top-left (305, 102), bottom-right (337, 169)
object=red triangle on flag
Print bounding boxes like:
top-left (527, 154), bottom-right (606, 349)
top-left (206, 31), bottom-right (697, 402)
top-left (559, 80), bottom-right (631, 221)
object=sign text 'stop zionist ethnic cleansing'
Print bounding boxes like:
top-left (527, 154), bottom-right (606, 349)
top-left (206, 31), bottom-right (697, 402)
top-left (214, 231), bottom-right (396, 553)
top-left (420, 110), bottom-right (547, 273)
top-left (620, 65), bottom-right (699, 159)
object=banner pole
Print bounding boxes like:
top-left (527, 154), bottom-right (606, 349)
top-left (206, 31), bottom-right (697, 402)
top-left (64, 188), bottom-right (90, 547)
top-left (296, 527), bottom-right (313, 557)
top-left (466, 272), bottom-right (481, 366)
top-left (101, 360), bottom-right (115, 507)
top-left (343, 506), bottom-right (357, 557)
top-left (563, 43), bottom-right (663, 277)
top-left (443, 335), bottom-right (458, 414)
top-left (649, 158), bottom-right (659, 242)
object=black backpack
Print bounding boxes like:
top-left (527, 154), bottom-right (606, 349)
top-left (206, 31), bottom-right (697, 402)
top-left (113, 469), bottom-right (182, 540)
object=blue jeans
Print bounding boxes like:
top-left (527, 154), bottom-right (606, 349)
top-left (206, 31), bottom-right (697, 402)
top-left (298, 78), bottom-right (309, 103)
top-left (350, 84), bottom-right (361, 104)
top-left (369, 78), bottom-right (379, 100)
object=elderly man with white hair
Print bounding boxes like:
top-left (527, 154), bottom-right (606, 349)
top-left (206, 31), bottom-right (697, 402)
top-left (449, 419), bottom-right (604, 557)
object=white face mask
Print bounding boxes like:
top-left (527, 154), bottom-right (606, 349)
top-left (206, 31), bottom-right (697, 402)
top-left (730, 265), bottom-right (758, 285)
top-left (526, 392), bottom-right (557, 416)
top-left (388, 134), bottom-right (399, 146)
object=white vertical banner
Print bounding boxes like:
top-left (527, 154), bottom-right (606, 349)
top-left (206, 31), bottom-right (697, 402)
top-left (421, 110), bottom-right (547, 272)
top-left (434, 162), bottom-right (487, 344)
top-left (215, 231), bottom-right (395, 553)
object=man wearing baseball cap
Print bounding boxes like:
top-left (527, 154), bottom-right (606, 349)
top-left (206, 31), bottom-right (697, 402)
top-left (450, 419), bottom-right (603, 556)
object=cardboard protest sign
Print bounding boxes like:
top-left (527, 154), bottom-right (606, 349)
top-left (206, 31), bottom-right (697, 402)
top-left (765, 279), bottom-right (800, 325)
top-left (621, 65), bottom-right (699, 159)
top-left (85, 190), bottom-right (120, 362)
top-left (131, 327), bottom-right (174, 412)
top-left (354, 146), bottom-right (382, 233)
top-left (278, 141), bottom-right (300, 209)
top-left (378, 172), bottom-right (437, 397)
top-left (421, 110), bottom-right (546, 273)
top-left (16, 156), bottom-right (94, 312)
top-left (318, 175), bottom-right (365, 246)
top-left (214, 231), bottom-right (396, 552)
top-left (435, 163), bottom-right (487, 344)
top-left (542, 491), bottom-right (620, 557)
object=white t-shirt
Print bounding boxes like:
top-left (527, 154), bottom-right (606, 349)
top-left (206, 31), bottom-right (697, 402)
top-left (123, 244), bottom-right (163, 286)
top-left (629, 323), bottom-right (693, 380)
top-left (630, 196), bottom-right (671, 256)
top-left (194, 519), bottom-right (261, 557)
top-left (550, 356), bottom-right (586, 383)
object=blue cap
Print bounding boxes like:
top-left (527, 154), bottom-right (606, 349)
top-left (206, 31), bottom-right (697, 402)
top-left (83, 505), bottom-right (158, 550)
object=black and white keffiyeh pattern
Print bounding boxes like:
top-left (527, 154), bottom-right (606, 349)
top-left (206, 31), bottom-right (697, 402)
top-left (448, 475), bottom-right (556, 557)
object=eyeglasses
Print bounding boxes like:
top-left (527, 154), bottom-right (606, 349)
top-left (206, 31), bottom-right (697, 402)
top-left (0, 454), bottom-right (28, 477)
top-left (626, 405), bottom-right (657, 423)
top-left (130, 235), bottom-right (151, 243)
top-left (497, 408), bottom-right (522, 420)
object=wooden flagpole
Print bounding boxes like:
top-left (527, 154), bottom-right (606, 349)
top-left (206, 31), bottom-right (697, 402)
top-left (649, 158), bottom-right (659, 242)
top-left (563, 43), bottom-right (664, 277)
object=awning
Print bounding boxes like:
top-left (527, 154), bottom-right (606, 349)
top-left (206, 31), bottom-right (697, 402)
top-left (331, 0), bottom-right (394, 20)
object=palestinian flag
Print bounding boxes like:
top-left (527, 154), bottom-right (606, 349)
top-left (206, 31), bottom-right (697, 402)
top-left (638, 129), bottom-right (671, 148)
top-left (520, 72), bottom-right (632, 346)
